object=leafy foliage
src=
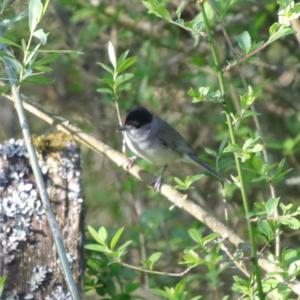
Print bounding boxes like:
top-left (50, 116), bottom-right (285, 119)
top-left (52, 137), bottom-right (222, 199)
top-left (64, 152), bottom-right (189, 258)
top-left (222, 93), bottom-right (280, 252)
top-left (1, 0), bottom-right (300, 299)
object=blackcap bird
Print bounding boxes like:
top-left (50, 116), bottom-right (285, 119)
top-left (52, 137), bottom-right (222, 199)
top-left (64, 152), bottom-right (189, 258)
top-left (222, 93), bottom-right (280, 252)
top-left (120, 106), bottom-right (230, 190)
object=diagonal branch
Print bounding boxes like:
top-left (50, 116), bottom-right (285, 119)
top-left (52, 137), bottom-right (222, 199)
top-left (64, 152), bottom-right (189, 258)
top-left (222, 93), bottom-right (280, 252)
top-left (2, 95), bottom-right (300, 296)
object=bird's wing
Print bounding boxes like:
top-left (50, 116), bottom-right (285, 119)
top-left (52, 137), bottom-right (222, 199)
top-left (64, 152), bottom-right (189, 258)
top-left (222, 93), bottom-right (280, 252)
top-left (155, 117), bottom-right (231, 183)
top-left (155, 117), bottom-right (193, 154)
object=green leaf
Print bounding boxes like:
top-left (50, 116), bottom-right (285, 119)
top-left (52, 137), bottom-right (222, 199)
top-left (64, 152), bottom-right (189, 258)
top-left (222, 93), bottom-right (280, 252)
top-left (0, 37), bottom-right (22, 49)
top-left (240, 86), bottom-right (256, 109)
top-left (110, 226), bottom-right (124, 250)
top-left (0, 276), bottom-right (6, 297)
top-left (176, 1), bottom-right (186, 19)
top-left (117, 50), bottom-right (129, 65)
top-left (0, 84), bottom-right (10, 95)
top-left (85, 243), bottom-right (109, 253)
top-left (42, 0), bottom-right (50, 16)
top-left (174, 174), bottom-right (203, 191)
top-left (101, 77), bottom-right (114, 88)
top-left (98, 226), bottom-right (108, 243)
top-left (188, 86), bottom-right (209, 102)
top-left (188, 86), bottom-right (223, 103)
top-left (201, 233), bottom-right (220, 247)
top-left (236, 31), bottom-right (252, 53)
top-left (174, 177), bottom-right (187, 190)
top-left (28, 0), bottom-right (43, 33)
top-left (268, 23), bottom-right (293, 44)
top-left (96, 87), bottom-right (113, 95)
top-left (280, 203), bottom-right (293, 215)
top-left (33, 65), bottom-right (52, 72)
top-left (291, 3), bottom-right (300, 14)
top-left (242, 137), bottom-right (263, 155)
top-left (117, 240), bottom-right (132, 258)
top-left (174, 280), bottom-right (186, 297)
top-left (148, 252), bottom-right (162, 270)
top-left (87, 226), bottom-right (105, 245)
top-left (250, 143), bottom-right (263, 153)
top-left (205, 147), bottom-right (217, 157)
top-left (188, 228), bottom-right (202, 243)
top-left (33, 29), bottom-right (48, 45)
top-left (117, 56), bottom-right (137, 73)
top-left (280, 216), bottom-right (300, 230)
top-left (34, 53), bottom-right (59, 65)
top-left (142, 0), bottom-right (171, 20)
top-left (108, 41), bottom-right (117, 69)
top-left (266, 197), bottom-right (280, 216)
top-left (97, 62), bottom-right (114, 74)
top-left (288, 260), bottom-right (300, 276)
top-left (23, 74), bottom-right (53, 85)
top-left (182, 249), bottom-right (202, 266)
top-left (232, 275), bottom-right (250, 294)
top-left (152, 288), bottom-right (169, 298)
top-left (115, 73), bottom-right (134, 86)
top-left (257, 220), bottom-right (275, 242)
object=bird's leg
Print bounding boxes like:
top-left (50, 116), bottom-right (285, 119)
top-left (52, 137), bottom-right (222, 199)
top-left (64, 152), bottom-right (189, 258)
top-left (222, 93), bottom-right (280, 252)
top-left (124, 156), bottom-right (138, 169)
top-left (153, 165), bottom-right (168, 191)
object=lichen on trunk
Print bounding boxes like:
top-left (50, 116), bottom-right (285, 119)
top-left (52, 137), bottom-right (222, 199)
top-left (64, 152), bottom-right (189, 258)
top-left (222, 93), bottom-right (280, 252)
top-left (0, 132), bottom-right (84, 299)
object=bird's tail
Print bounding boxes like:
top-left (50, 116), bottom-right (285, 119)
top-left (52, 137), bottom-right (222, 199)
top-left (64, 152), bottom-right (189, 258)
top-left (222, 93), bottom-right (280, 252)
top-left (185, 153), bottom-right (232, 183)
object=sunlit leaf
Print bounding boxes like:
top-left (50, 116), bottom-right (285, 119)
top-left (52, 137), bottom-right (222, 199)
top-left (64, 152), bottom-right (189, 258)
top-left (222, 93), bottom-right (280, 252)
top-left (85, 243), bottom-right (109, 253)
top-left (108, 41), bottom-right (117, 69)
top-left (96, 87), bottom-right (113, 95)
top-left (148, 252), bottom-right (162, 270)
top-left (87, 226), bottom-right (105, 245)
top-left (117, 56), bottom-right (136, 73)
top-left (188, 228), bottom-right (202, 243)
top-left (28, 0), bottom-right (43, 33)
top-left (98, 226), bottom-right (108, 243)
top-left (236, 31), bottom-right (252, 53)
top-left (110, 227), bottom-right (124, 250)
top-left (33, 28), bottom-right (48, 45)
top-left (0, 276), bottom-right (6, 297)
top-left (268, 23), bottom-right (293, 43)
top-left (266, 197), bottom-right (280, 216)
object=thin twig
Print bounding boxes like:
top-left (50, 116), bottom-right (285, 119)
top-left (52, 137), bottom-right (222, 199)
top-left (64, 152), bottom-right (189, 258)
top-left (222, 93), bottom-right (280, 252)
top-left (223, 40), bottom-right (271, 72)
top-left (120, 262), bottom-right (194, 277)
top-left (220, 243), bottom-right (250, 277)
top-left (219, 184), bottom-right (229, 225)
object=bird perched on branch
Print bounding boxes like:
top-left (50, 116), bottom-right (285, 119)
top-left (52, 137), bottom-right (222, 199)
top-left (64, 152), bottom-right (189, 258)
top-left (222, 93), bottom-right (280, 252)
top-left (120, 106), bottom-right (231, 190)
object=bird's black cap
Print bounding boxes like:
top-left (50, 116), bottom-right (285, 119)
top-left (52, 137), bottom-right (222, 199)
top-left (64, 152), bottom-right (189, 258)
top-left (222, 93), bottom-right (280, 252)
top-left (125, 106), bottom-right (153, 128)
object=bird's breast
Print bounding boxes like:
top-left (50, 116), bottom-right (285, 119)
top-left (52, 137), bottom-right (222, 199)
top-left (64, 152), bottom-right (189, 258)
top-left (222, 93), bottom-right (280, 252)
top-left (124, 131), bottom-right (180, 165)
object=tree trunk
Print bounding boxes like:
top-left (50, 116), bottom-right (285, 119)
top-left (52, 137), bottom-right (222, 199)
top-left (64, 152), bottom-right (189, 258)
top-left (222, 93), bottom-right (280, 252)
top-left (0, 132), bottom-right (84, 299)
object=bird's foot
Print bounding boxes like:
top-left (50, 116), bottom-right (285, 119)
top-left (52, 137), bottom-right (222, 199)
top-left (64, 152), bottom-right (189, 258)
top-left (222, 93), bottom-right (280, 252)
top-left (152, 175), bottom-right (163, 191)
top-left (124, 156), bottom-right (137, 169)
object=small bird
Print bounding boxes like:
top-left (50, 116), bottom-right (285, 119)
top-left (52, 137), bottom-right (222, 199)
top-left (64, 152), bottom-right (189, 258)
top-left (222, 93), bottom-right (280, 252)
top-left (120, 106), bottom-right (230, 190)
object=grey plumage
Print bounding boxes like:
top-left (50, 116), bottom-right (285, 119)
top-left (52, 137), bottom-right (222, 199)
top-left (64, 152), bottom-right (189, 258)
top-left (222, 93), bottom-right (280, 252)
top-left (121, 107), bottom-right (230, 184)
